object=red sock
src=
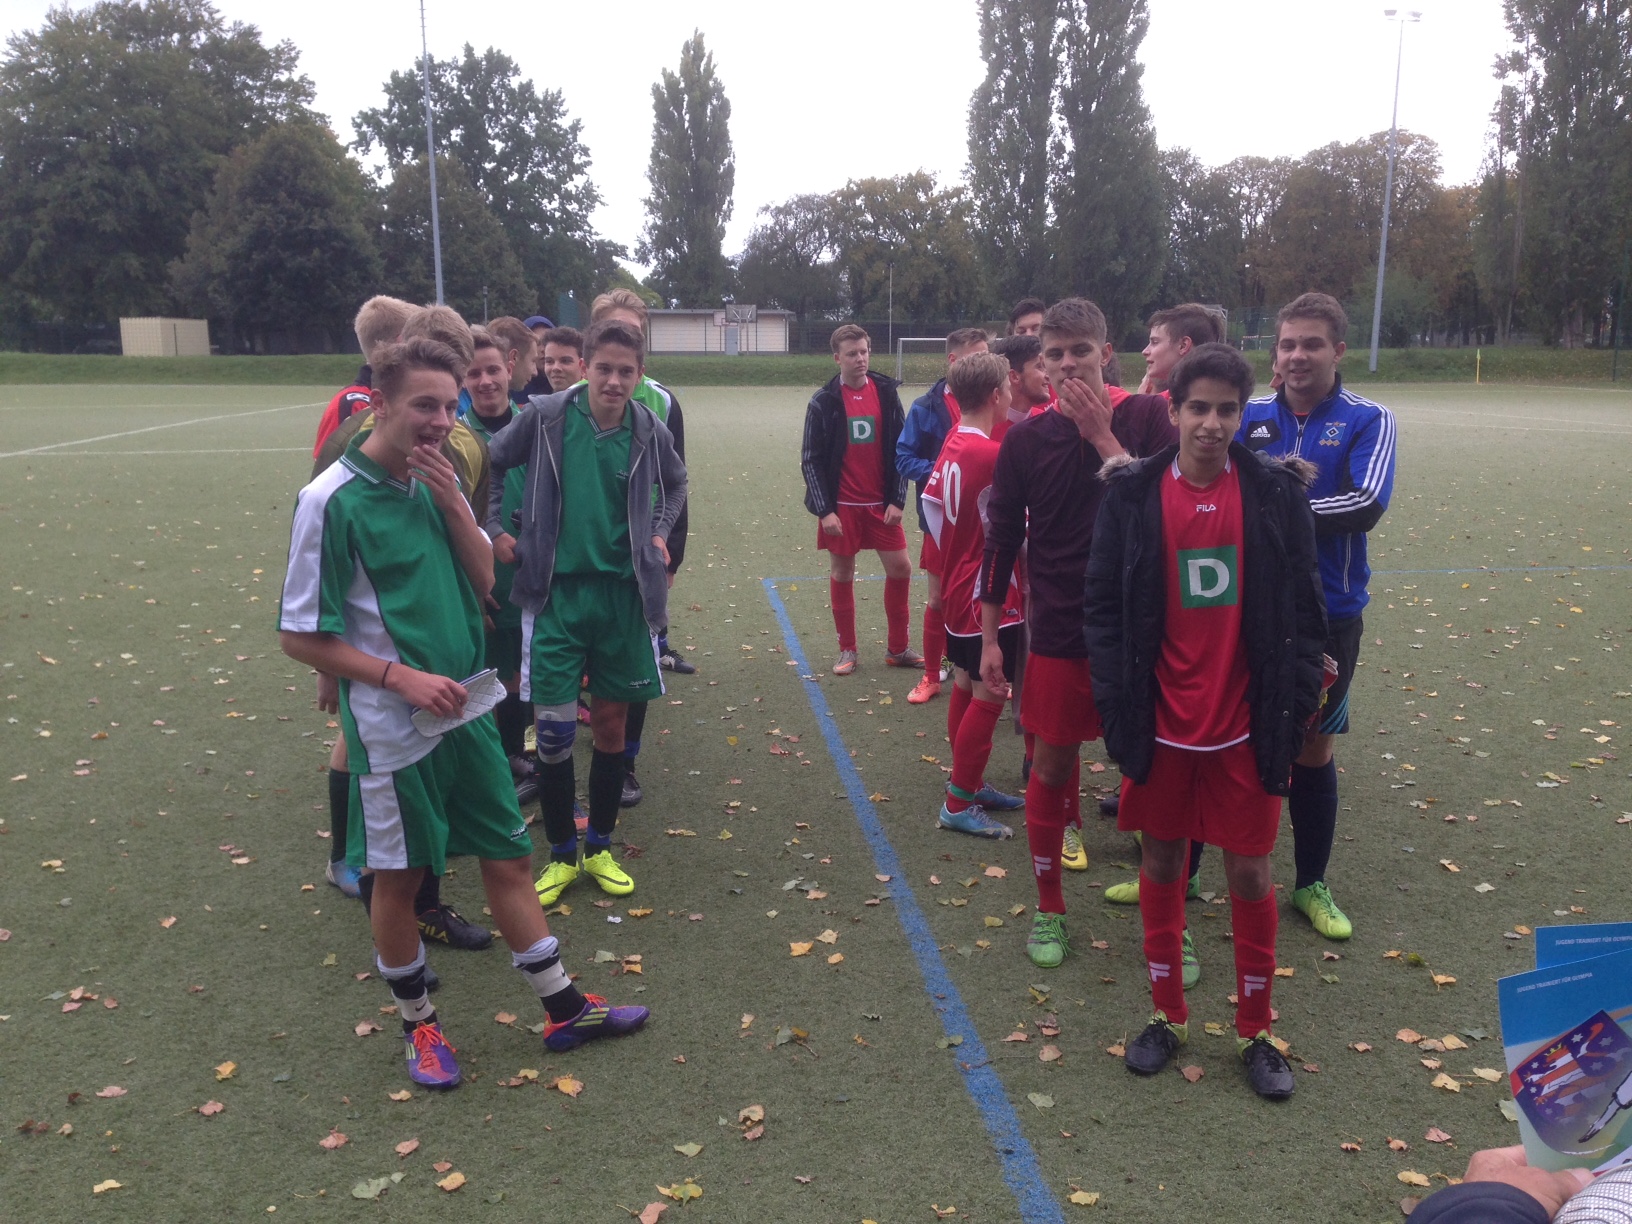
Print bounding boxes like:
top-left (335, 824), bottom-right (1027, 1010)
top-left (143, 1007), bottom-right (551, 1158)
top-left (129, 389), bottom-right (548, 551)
top-left (946, 697), bottom-right (1002, 812)
top-left (947, 684), bottom-right (972, 748)
top-left (922, 603), bottom-right (945, 679)
top-left (1230, 891), bottom-right (1279, 1038)
top-left (1025, 773), bottom-right (1069, 913)
top-left (1139, 871), bottom-right (1189, 1025)
top-left (830, 578), bottom-right (856, 652)
top-left (1066, 754), bottom-right (1081, 828)
top-left (1024, 732), bottom-right (1035, 765)
top-left (884, 576), bottom-right (910, 654)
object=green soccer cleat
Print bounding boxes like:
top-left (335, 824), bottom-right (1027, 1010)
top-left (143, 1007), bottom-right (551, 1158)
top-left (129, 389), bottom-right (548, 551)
top-left (1181, 929), bottom-right (1200, 990)
top-left (581, 848), bottom-right (635, 896)
top-left (1291, 881), bottom-right (1353, 941)
top-left (1103, 873), bottom-right (1202, 906)
top-left (1026, 912), bottom-right (1070, 968)
top-left (534, 859), bottom-right (580, 908)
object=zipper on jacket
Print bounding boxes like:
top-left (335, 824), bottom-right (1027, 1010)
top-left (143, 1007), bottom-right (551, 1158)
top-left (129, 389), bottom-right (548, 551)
top-left (1342, 534), bottom-right (1352, 594)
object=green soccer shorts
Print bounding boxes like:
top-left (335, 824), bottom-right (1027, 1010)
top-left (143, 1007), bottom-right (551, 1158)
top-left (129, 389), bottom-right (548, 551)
top-left (346, 716), bottom-right (532, 875)
top-left (521, 574), bottom-right (664, 706)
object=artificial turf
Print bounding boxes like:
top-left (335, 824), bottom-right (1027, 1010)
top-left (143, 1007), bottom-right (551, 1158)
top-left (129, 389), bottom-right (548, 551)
top-left (1, 380), bottom-right (1629, 1221)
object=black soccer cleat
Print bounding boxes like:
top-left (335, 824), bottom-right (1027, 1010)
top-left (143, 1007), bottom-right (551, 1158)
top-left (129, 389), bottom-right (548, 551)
top-left (1240, 1035), bottom-right (1296, 1100)
top-left (1124, 1015), bottom-right (1186, 1076)
top-left (1099, 791), bottom-right (1120, 818)
top-left (417, 903), bottom-right (494, 952)
top-left (659, 648), bottom-right (696, 675)
top-left (620, 767), bottom-right (643, 808)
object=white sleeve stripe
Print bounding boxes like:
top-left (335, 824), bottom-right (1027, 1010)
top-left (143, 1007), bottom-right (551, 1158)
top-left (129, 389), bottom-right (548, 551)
top-left (1312, 407), bottom-right (1395, 514)
top-left (278, 466), bottom-right (350, 632)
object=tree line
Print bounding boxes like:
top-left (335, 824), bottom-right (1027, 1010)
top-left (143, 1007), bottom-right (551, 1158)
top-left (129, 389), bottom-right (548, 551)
top-left (1, 0), bottom-right (1626, 353)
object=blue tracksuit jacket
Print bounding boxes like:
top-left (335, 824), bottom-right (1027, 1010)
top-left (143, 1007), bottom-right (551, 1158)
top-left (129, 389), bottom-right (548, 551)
top-left (896, 378), bottom-right (956, 532)
top-left (1237, 375), bottom-right (1397, 620)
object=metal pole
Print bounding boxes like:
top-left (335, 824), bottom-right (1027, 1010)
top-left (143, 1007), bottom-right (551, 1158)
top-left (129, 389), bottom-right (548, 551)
top-left (420, 0), bottom-right (445, 306)
top-left (1614, 242), bottom-right (1628, 382)
top-left (1369, 12), bottom-right (1415, 374)
top-left (887, 260), bottom-right (894, 357)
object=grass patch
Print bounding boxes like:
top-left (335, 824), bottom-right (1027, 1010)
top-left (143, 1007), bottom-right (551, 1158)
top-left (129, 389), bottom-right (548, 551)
top-left (6, 346), bottom-right (1632, 388)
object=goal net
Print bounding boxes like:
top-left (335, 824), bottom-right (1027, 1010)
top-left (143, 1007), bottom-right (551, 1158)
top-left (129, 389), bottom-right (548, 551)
top-left (894, 336), bottom-right (946, 383)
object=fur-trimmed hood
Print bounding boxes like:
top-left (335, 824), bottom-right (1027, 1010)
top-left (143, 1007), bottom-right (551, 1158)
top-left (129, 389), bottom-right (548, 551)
top-left (1097, 445), bottom-right (1317, 487)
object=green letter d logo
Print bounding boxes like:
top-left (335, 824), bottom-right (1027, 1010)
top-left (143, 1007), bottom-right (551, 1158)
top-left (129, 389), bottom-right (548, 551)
top-left (1178, 546), bottom-right (1238, 608)
top-left (849, 417), bottom-right (876, 444)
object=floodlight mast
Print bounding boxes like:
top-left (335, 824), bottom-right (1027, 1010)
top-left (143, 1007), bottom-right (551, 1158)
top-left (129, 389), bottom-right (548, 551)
top-left (420, 0), bottom-right (445, 306)
top-left (1369, 8), bottom-right (1420, 373)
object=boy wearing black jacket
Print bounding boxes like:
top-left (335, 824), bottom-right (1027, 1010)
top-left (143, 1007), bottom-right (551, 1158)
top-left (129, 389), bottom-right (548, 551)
top-left (1084, 343), bottom-right (1328, 1099)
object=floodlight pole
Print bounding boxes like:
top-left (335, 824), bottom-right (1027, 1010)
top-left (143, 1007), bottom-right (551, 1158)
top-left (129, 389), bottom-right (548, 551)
top-left (887, 261), bottom-right (894, 355)
top-left (1369, 9), bottom-right (1419, 373)
top-left (420, 0), bottom-right (445, 306)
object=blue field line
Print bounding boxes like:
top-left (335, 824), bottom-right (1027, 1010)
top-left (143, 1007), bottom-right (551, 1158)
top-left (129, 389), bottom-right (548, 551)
top-left (760, 578), bottom-right (1065, 1224)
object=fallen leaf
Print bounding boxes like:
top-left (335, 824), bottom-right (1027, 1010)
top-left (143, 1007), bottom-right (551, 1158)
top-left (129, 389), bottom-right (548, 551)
top-left (1180, 1065), bottom-right (1205, 1083)
top-left (1442, 1034), bottom-right (1469, 1051)
top-left (388, 1090), bottom-right (413, 1102)
top-left (790, 942), bottom-right (813, 957)
top-left (396, 1138), bottom-right (420, 1157)
top-left (1273, 966), bottom-right (1296, 978)
top-left (1389, 1138), bottom-right (1411, 1152)
top-left (319, 1128), bottom-right (348, 1149)
top-left (1350, 1041), bottom-right (1373, 1053)
top-left (674, 1142), bottom-right (704, 1158)
top-left (354, 1019), bottom-right (381, 1038)
top-left (816, 929), bottom-right (838, 944)
top-left (1396, 1029), bottom-right (1424, 1044)
top-left (827, 953), bottom-right (844, 965)
top-left (1027, 1092), bottom-right (1054, 1109)
top-left (159, 916), bottom-right (177, 929)
top-left (657, 1180), bottom-right (703, 1203)
top-left (1340, 1141), bottom-right (1362, 1152)
top-left (198, 1100), bottom-right (225, 1116)
top-left (984, 865), bottom-right (1008, 878)
top-left (551, 1075), bottom-right (584, 1098)
top-left (95, 1085), bottom-right (126, 1098)
top-left (743, 1123), bottom-right (765, 1141)
top-left (214, 1061), bottom-right (236, 1081)
top-left (1398, 1171), bottom-right (1431, 1188)
top-left (1425, 1127), bottom-right (1452, 1144)
top-left (1431, 974), bottom-right (1457, 989)
top-left (494, 1011), bottom-right (517, 1026)
top-left (1040, 1045), bottom-right (1062, 1063)
top-left (639, 1205), bottom-right (668, 1224)
top-left (437, 1171), bottom-right (466, 1192)
top-left (1068, 1190), bottom-right (1101, 1206)
top-left (1106, 1043), bottom-right (1126, 1057)
top-left (92, 1179), bottom-right (122, 1194)
top-left (433, 1162), bottom-right (452, 1173)
top-left (1473, 1067), bottom-right (1503, 1082)
top-left (1432, 1073), bottom-right (1462, 1093)
top-left (628, 907), bottom-right (653, 918)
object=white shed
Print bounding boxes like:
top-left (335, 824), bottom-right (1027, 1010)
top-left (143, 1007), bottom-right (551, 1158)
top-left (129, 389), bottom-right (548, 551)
top-left (120, 317), bottom-right (211, 357)
top-left (647, 309), bottom-right (791, 354)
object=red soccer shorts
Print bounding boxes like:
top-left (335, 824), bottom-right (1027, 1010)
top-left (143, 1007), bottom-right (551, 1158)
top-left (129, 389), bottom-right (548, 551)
top-left (817, 503), bottom-right (908, 557)
top-left (918, 529), bottom-right (942, 575)
top-left (1019, 652), bottom-right (1101, 746)
top-left (1117, 741), bottom-right (1282, 857)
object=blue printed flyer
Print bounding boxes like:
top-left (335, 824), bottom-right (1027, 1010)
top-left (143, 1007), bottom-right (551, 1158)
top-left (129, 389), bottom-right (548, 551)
top-left (1536, 922), bottom-right (1632, 969)
top-left (1498, 940), bottom-right (1632, 1174)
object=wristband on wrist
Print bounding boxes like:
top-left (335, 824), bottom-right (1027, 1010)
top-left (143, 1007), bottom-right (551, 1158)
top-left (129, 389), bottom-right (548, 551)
top-left (381, 661), bottom-right (392, 689)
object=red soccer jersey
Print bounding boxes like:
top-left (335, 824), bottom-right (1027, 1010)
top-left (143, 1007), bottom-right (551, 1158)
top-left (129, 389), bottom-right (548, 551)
top-left (943, 387), bottom-right (963, 429)
top-left (1154, 459), bottom-right (1250, 749)
top-left (313, 383), bottom-right (372, 457)
top-left (922, 427), bottom-right (1023, 637)
top-left (836, 379), bottom-right (884, 505)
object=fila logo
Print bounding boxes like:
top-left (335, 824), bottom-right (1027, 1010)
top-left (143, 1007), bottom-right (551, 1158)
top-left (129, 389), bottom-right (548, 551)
top-left (1194, 503), bottom-right (1217, 513)
top-left (1248, 424), bottom-right (1272, 439)
top-left (1178, 546), bottom-right (1239, 609)
top-left (1243, 974), bottom-right (1268, 998)
top-left (1033, 855), bottom-right (1052, 877)
top-left (849, 417), bottom-right (876, 444)
top-left (1149, 963), bottom-right (1172, 984)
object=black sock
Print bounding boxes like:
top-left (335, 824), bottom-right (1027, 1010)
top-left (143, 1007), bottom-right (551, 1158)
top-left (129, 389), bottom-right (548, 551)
top-left (515, 936), bottom-right (587, 1022)
top-left (1288, 760), bottom-right (1340, 890)
top-left (495, 692), bottom-right (527, 759)
top-left (539, 757), bottom-right (578, 857)
top-left (657, 631), bottom-right (670, 655)
top-left (358, 870), bottom-right (374, 915)
top-left (413, 870), bottom-right (441, 916)
top-left (587, 748), bottom-right (624, 844)
top-left (381, 961), bottom-right (436, 1033)
top-left (327, 768), bottom-right (351, 862)
top-left (624, 702), bottom-right (647, 771)
top-left (1187, 839), bottom-right (1204, 881)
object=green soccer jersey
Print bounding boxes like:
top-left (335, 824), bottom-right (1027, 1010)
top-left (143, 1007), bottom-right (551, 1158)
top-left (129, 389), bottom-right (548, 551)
top-left (554, 390), bottom-right (635, 579)
top-left (464, 408), bottom-right (525, 629)
top-left (279, 441), bottom-right (485, 774)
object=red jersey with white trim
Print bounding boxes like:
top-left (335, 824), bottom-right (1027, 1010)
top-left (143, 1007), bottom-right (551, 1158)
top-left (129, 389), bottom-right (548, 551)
top-left (837, 379), bottom-right (884, 505)
top-left (922, 427), bottom-right (1023, 637)
top-left (1155, 459), bottom-right (1251, 749)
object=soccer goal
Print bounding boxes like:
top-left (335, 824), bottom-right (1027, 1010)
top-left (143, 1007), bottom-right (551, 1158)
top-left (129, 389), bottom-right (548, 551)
top-left (895, 336), bottom-right (946, 382)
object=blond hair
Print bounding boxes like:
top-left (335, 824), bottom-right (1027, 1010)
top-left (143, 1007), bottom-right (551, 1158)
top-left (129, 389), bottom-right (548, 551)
top-left (947, 351), bottom-right (1009, 409)
top-left (399, 305), bottom-right (474, 370)
top-left (487, 315), bottom-right (536, 362)
top-left (353, 296), bottom-right (414, 362)
top-left (589, 288), bottom-right (649, 331)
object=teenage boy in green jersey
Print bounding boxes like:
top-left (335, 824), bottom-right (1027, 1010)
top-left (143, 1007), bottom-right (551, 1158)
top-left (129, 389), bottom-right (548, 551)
top-left (280, 337), bottom-right (648, 1088)
top-left (587, 289), bottom-right (693, 809)
top-left (486, 319), bottom-right (687, 907)
top-left (462, 328), bottom-right (533, 800)
top-left (487, 316), bottom-right (539, 407)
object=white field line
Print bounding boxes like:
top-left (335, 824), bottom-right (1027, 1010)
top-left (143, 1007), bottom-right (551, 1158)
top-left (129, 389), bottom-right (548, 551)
top-left (18, 447), bottom-right (311, 456)
top-left (0, 401), bottom-right (320, 459)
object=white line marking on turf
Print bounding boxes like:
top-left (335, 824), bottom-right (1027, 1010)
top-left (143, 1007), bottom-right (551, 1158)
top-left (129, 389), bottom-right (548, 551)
top-left (20, 447), bottom-right (311, 456)
top-left (0, 401), bottom-right (320, 459)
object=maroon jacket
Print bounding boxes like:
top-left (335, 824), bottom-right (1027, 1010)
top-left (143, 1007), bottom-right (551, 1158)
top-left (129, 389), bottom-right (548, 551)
top-left (980, 397), bottom-right (1176, 658)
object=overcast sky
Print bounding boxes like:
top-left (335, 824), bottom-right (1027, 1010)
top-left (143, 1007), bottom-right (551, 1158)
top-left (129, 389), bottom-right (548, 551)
top-left (3, 0), bottom-right (1515, 278)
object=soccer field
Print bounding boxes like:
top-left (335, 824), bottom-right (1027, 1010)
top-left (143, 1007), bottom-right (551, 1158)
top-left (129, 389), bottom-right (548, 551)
top-left (2, 380), bottom-right (1630, 1222)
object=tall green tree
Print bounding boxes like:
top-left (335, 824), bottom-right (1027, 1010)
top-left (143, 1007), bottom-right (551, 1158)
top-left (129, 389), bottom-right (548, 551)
top-left (1154, 148), bottom-right (1244, 311)
top-left (966, 0), bottom-right (1062, 304)
top-left (827, 173), bottom-right (983, 321)
top-left (377, 155), bottom-right (533, 322)
top-left (171, 122), bottom-right (379, 352)
top-left (736, 195), bottom-right (843, 322)
top-left (1050, 0), bottom-right (1166, 335)
top-left (0, 0), bottom-right (313, 325)
top-left (1494, 1), bottom-right (1631, 346)
top-left (353, 45), bottom-right (606, 307)
top-left (637, 31), bottom-right (735, 306)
